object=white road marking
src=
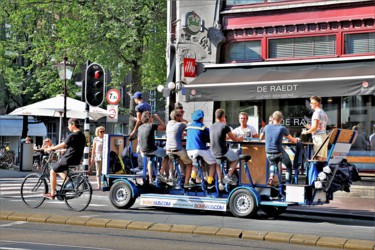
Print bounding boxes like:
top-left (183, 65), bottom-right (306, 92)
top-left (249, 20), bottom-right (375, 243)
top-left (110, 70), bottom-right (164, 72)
top-left (0, 240), bottom-right (110, 250)
top-left (0, 221), bottom-right (27, 227)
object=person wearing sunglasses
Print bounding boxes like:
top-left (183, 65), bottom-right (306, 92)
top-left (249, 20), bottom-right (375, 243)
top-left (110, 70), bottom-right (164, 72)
top-left (90, 126), bottom-right (105, 190)
top-left (175, 102), bottom-right (188, 124)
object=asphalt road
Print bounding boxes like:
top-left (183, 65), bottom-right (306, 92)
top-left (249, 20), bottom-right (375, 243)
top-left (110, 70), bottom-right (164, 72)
top-left (1, 177), bottom-right (374, 243)
top-left (0, 221), bottom-right (336, 250)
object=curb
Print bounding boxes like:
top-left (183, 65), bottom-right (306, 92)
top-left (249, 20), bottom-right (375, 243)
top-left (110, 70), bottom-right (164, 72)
top-left (1, 210), bottom-right (374, 249)
top-left (285, 208), bottom-right (374, 221)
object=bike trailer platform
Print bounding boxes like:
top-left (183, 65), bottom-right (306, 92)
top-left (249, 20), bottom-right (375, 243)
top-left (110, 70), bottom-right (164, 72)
top-left (139, 194), bottom-right (228, 212)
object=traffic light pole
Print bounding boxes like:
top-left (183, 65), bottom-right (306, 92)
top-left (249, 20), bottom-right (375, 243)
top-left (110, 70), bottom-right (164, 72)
top-left (83, 62), bottom-right (105, 172)
top-left (83, 61), bottom-right (91, 172)
top-left (83, 103), bottom-right (90, 172)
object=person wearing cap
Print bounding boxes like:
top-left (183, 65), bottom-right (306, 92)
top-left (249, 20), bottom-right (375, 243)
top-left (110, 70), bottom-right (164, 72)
top-left (42, 118), bottom-right (86, 199)
top-left (210, 109), bottom-right (243, 186)
top-left (129, 91), bottom-right (152, 140)
top-left (186, 109), bottom-right (216, 188)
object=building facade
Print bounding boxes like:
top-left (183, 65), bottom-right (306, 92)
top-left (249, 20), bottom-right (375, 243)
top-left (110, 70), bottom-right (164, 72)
top-left (166, 0), bottom-right (375, 172)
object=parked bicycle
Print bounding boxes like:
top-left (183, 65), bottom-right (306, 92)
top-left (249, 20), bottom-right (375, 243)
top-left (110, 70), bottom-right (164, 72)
top-left (20, 149), bottom-right (92, 211)
top-left (0, 142), bottom-right (15, 169)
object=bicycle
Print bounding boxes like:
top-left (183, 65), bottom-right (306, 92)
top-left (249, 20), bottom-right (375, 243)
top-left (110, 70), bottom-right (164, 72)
top-left (0, 142), bottom-right (15, 169)
top-left (20, 149), bottom-right (92, 211)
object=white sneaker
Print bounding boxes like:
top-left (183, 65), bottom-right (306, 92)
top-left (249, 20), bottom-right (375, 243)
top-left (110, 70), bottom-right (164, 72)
top-left (218, 182), bottom-right (225, 191)
top-left (224, 175), bottom-right (236, 185)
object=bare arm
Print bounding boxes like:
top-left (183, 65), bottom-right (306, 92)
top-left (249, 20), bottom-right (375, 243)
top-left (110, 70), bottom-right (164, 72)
top-left (228, 131), bottom-right (243, 142)
top-left (48, 141), bottom-right (67, 151)
top-left (130, 112), bottom-right (142, 137)
top-left (259, 132), bottom-right (265, 141)
top-left (286, 134), bottom-right (299, 144)
top-left (90, 140), bottom-right (97, 166)
top-left (154, 114), bottom-right (166, 130)
top-left (305, 119), bottom-right (319, 134)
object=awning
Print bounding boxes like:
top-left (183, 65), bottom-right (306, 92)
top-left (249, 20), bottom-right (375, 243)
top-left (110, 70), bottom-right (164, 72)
top-left (185, 57), bottom-right (375, 102)
top-left (0, 116), bottom-right (47, 137)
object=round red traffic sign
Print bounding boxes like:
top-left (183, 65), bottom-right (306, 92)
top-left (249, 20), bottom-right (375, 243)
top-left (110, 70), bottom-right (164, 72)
top-left (108, 108), bottom-right (116, 119)
top-left (106, 89), bottom-right (121, 105)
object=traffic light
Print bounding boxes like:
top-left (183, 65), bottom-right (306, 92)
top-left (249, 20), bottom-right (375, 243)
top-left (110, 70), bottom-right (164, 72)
top-left (85, 63), bottom-right (105, 106)
top-left (75, 81), bottom-right (85, 101)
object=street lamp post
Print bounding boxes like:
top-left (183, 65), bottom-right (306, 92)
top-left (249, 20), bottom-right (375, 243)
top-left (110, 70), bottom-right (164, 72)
top-left (55, 57), bottom-right (75, 142)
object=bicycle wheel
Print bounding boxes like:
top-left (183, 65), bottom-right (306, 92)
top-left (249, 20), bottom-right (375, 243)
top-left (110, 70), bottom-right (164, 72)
top-left (3, 152), bottom-right (14, 169)
top-left (64, 174), bottom-right (92, 211)
top-left (21, 174), bottom-right (47, 208)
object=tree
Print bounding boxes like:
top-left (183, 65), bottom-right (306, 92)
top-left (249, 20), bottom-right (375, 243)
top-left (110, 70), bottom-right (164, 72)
top-left (0, 0), bottom-right (167, 134)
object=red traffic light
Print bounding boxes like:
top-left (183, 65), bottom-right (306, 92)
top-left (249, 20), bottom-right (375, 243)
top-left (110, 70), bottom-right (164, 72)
top-left (94, 70), bottom-right (103, 79)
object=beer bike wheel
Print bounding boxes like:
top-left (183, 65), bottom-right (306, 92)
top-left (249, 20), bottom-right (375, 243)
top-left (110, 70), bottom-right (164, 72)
top-left (64, 175), bottom-right (92, 212)
top-left (229, 189), bottom-right (258, 218)
top-left (21, 174), bottom-right (47, 208)
top-left (109, 181), bottom-right (136, 209)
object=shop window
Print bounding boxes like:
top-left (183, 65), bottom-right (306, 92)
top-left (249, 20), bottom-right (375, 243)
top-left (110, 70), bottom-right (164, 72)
top-left (269, 35), bottom-right (336, 58)
top-left (344, 32), bottom-right (375, 54)
top-left (226, 41), bottom-right (261, 61)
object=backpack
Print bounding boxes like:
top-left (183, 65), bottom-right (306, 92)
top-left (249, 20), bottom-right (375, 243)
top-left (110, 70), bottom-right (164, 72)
top-left (109, 151), bottom-right (125, 174)
top-left (121, 144), bottom-right (138, 172)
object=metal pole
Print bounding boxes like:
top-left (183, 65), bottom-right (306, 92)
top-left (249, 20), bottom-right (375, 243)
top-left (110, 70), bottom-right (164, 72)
top-left (63, 57), bottom-right (67, 142)
top-left (82, 60), bottom-right (91, 172)
top-left (83, 103), bottom-right (90, 172)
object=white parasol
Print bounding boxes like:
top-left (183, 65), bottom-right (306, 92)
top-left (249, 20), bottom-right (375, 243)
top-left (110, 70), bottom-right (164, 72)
top-left (9, 94), bottom-right (109, 141)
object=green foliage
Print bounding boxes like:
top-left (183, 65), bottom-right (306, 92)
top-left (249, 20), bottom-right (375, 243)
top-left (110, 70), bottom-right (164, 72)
top-left (0, 0), bottom-right (167, 113)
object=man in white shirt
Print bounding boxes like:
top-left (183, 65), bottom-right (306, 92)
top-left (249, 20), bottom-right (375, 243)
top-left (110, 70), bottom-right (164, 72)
top-left (233, 112), bottom-right (258, 139)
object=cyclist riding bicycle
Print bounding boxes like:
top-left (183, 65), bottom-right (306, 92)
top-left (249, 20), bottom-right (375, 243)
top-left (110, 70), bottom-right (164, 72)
top-left (43, 118), bottom-right (86, 199)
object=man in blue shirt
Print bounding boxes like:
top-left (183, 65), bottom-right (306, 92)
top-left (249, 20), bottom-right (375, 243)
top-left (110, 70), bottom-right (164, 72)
top-left (260, 111), bottom-right (299, 185)
top-left (129, 92), bottom-right (152, 140)
top-left (186, 110), bottom-right (216, 187)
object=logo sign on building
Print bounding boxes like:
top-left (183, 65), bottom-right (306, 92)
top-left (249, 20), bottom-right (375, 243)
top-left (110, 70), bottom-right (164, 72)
top-left (107, 104), bottom-right (118, 123)
top-left (182, 11), bottom-right (201, 35)
top-left (184, 58), bottom-right (196, 78)
top-left (106, 88), bottom-right (121, 105)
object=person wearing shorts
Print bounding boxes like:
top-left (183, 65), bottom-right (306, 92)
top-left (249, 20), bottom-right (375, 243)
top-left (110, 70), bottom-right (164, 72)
top-left (43, 118), bottom-right (85, 199)
top-left (138, 111), bottom-right (169, 185)
top-left (186, 110), bottom-right (216, 187)
top-left (210, 109), bottom-right (243, 186)
top-left (302, 96), bottom-right (329, 160)
top-left (166, 110), bottom-right (193, 188)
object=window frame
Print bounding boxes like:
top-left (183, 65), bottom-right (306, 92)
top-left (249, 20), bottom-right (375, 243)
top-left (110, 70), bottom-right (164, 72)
top-left (341, 31), bottom-right (375, 57)
top-left (267, 33), bottom-right (338, 60)
top-left (224, 39), bottom-right (263, 63)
